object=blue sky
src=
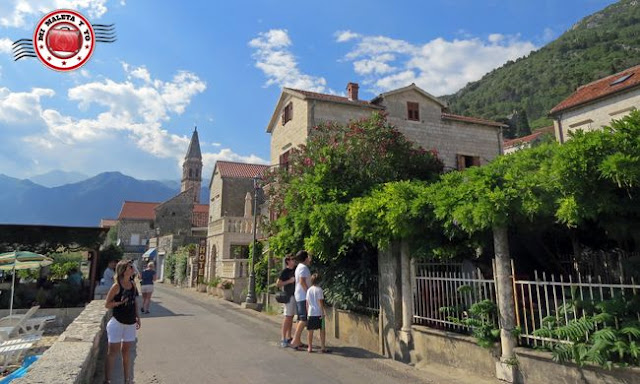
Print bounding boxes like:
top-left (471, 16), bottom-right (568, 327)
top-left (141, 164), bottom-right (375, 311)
top-left (0, 0), bottom-right (617, 181)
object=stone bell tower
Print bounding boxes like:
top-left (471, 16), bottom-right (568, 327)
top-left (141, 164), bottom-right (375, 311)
top-left (181, 127), bottom-right (203, 203)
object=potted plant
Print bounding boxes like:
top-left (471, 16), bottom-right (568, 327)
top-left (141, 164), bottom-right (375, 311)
top-left (196, 276), bottom-right (207, 293)
top-left (208, 277), bottom-right (220, 296)
top-left (219, 280), bottom-right (233, 301)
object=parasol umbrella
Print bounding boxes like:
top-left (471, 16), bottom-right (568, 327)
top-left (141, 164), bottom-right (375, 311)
top-left (0, 251), bottom-right (53, 315)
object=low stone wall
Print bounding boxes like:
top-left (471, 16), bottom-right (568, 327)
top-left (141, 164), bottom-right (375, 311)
top-left (0, 307), bottom-right (84, 329)
top-left (324, 307), bottom-right (380, 354)
top-left (14, 300), bottom-right (109, 384)
top-left (515, 347), bottom-right (640, 384)
top-left (411, 325), bottom-right (499, 380)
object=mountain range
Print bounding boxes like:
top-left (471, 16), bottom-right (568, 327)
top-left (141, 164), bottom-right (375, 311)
top-left (0, 172), bottom-right (210, 227)
top-left (445, 0), bottom-right (640, 131)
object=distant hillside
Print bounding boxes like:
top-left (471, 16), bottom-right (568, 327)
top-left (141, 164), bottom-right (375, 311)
top-left (29, 170), bottom-right (88, 187)
top-left (444, 0), bottom-right (640, 130)
top-left (0, 172), bottom-right (211, 226)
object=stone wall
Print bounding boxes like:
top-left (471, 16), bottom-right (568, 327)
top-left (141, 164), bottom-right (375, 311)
top-left (411, 326), bottom-right (499, 379)
top-left (221, 177), bottom-right (256, 217)
top-left (155, 192), bottom-right (194, 236)
top-left (515, 347), bottom-right (640, 384)
top-left (117, 219), bottom-right (152, 248)
top-left (14, 300), bottom-right (109, 384)
top-left (381, 89), bottom-right (502, 170)
top-left (270, 95), bottom-right (309, 165)
top-left (324, 307), bottom-right (380, 355)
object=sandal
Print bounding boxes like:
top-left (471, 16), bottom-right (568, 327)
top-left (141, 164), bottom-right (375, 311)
top-left (307, 348), bottom-right (314, 353)
top-left (320, 348), bottom-right (332, 353)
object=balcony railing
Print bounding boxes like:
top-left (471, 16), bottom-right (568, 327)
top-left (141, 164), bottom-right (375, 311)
top-left (209, 217), bottom-right (261, 237)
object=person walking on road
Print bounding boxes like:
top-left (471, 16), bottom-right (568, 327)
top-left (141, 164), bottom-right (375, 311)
top-left (290, 250), bottom-right (311, 350)
top-left (276, 254), bottom-right (297, 347)
top-left (140, 261), bottom-right (157, 314)
top-left (306, 273), bottom-right (331, 353)
top-left (104, 260), bottom-right (141, 384)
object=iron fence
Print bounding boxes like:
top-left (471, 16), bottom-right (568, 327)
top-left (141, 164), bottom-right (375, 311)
top-left (513, 260), bottom-right (640, 347)
top-left (413, 262), bottom-right (498, 331)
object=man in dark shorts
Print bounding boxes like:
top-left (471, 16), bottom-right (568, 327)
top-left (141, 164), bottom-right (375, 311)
top-left (276, 254), bottom-right (296, 347)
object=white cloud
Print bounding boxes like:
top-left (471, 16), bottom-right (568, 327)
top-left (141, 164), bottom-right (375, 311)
top-left (337, 31), bottom-right (537, 96)
top-left (0, 87), bottom-right (55, 124)
top-left (0, 0), bottom-right (111, 28)
top-left (249, 29), bottom-right (328, 92)
top-left (0, 38), bottom-right (12, 54)
top-left (335, 30), bottom-right (360, 43)
top-left (36, 64), bottom-right (207, 154)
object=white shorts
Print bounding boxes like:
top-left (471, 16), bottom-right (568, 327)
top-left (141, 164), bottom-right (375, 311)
top-left (283, 295), bottom-right (296, 317)
top-left (107, 317), bottom-right (137, 343)
top-left (140, 285), bottom-right (154, 294)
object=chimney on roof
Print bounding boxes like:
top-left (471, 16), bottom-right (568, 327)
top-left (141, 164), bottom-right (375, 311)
top-left (347, 82), bottom-right (359, 101)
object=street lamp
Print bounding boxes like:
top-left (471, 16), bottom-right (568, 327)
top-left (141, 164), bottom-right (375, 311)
top-left (245, 174), bottom-right (261, 304)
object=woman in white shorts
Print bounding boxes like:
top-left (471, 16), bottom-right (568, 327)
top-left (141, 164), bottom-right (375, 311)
top-left (104, 260), bottom-right (141, 384)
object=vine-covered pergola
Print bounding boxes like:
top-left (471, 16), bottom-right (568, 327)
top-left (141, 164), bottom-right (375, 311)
top-left (0, 224), bottom-right (109, 298)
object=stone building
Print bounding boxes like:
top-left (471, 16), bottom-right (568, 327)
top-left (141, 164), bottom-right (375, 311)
top-left (267, 82), bottom-right (505, 171)
top-left (206, 161), bottom-right (268, 302)
top-left (550, 64), bottom-right (640, 143)
top-left (114, 128), bottom-right (209, 281)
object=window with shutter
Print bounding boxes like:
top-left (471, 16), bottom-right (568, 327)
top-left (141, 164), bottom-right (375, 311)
top-left (279, 149), bottom-right (291, 172)
top-left (282, 102), bottom-right (293, 125)
top-left (407, 102), bottom-right (419, 121)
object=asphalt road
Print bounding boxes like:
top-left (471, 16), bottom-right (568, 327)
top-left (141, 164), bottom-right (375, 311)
top-left (100, 284), bottom-right (499, 384)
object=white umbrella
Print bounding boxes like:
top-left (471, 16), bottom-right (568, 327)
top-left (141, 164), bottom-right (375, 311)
top-left (0, 251), bottom-right (53, 315)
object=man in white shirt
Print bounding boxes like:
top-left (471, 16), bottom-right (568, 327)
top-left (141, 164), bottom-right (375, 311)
top-left (290, 250), bottom-right (311, 350)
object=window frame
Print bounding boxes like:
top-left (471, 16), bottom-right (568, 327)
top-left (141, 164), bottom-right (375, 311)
top-left (407, 102), bottom-right (420, 121)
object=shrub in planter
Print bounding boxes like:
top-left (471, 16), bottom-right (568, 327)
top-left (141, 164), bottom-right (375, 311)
top-left (208, 277), bottom-right (221, 295)
top-left (219, 280), bottom-right (234, 301)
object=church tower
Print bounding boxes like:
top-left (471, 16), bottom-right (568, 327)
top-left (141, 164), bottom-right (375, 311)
top-left (181, 127), bottom-right (203, 203)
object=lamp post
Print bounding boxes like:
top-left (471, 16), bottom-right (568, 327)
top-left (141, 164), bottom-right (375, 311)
top-left (245, 174), bottom-right (261, 304)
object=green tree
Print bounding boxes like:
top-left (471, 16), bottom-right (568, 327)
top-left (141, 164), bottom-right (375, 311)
top-left (515, 108), bottom-right (532, 137)
top-left (267, 113), bottom-right (443, 308)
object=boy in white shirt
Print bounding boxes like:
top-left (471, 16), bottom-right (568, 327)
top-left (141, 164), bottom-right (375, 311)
top-left (306, 273), bottom-right (331, 353)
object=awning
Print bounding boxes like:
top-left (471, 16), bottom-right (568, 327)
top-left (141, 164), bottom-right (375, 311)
top-left (142, 248), bottom-right (157, 260)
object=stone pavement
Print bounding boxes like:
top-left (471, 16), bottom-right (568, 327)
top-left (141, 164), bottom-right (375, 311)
top-left (96, 283), bottom-right (500, 384)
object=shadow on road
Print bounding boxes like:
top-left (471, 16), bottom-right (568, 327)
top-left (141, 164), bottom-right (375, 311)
top-left (139, 300), bottom-right (193, 319)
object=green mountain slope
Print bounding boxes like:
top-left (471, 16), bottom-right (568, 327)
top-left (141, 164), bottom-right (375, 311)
top-left (444, 0), bottom-right (640, 131)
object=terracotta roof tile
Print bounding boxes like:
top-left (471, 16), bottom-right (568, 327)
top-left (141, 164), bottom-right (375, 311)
top-left (118, 201), bottom-right (159, 220)
top-left (216, 161), bottom-right (269, 179)
top-left (550, 64), bottom-right (640, 115)
top-left (441, 113), bottom-right (506, 128)
top-left (287, 88), bottom-right (383, 109)
top-left (504, 126), bottom-right (554, 148)
top-left (118, 201), bottom-right (210, 228)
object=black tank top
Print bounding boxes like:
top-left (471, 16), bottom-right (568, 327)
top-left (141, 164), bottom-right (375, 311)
top-left (112, 280), bottom-right (137, 325)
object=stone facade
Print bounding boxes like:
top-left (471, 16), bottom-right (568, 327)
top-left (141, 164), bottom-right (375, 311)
top-left (552, 88), bottom-right (640, 143)
top-left (117, 218), bottom-right (152, 258)
top-left (205, 161), bottom-right (267, 296)
top-left (155, 190), bottom-right (196, 237)
top-left (267, 84), bottom-right (503, 171)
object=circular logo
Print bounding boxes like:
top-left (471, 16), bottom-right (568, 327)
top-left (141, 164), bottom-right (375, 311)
top-left (32, 9), bottom-right (95, 71)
